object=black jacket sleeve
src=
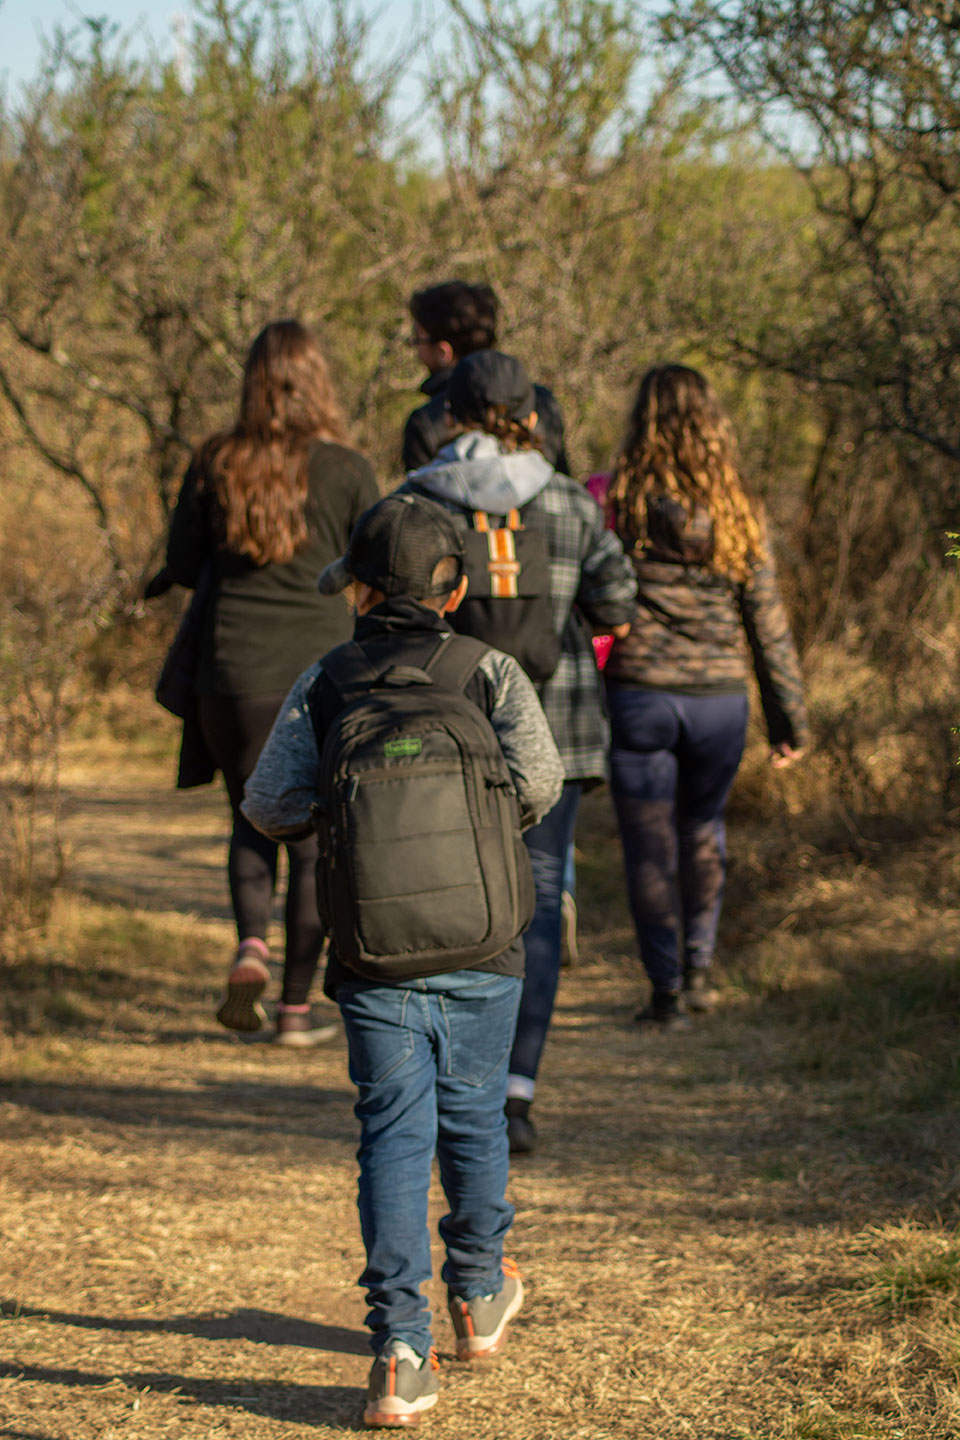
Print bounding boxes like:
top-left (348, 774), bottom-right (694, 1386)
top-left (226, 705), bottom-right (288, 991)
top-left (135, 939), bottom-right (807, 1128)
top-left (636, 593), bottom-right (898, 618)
top-left (401, 407), bottom-right (439, 473)
top-left (166, 462), bottom-right (213, 590)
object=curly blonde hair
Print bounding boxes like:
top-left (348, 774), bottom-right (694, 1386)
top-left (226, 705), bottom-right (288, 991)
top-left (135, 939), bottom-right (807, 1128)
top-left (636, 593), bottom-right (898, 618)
top-left (609, 365), bottom-right (764, 583)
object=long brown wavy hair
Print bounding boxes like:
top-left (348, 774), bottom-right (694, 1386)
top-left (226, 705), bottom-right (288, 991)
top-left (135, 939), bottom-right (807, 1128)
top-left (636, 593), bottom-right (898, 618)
top-left (609, 365), bottom-right (764, 582)
top-left (197, 320), bottom-right (350, 565)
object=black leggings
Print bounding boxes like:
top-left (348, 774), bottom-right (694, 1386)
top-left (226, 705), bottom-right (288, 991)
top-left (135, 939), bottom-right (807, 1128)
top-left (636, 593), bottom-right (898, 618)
top-left (198, 692), bottom-right (324, 1007)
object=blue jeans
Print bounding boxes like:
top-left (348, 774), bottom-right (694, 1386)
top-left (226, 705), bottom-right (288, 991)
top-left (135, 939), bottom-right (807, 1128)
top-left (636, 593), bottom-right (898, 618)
top-left (509, 781), bottom-right (583, 1084)
top-left (607, 687), bottom-right (748, 994)
top-left (337, 969), bottom-right (522, 1358)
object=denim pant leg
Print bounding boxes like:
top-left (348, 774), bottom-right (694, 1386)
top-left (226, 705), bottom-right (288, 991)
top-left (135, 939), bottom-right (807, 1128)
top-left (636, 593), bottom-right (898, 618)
top-left (675, 693), bottom-right (748, 971)
top-left (509, 782), bottom-right (583, 1083)
top-left (337, 982), bottom-right (437, 1358)
top-left (430, 970), bottom-right (522, 1300)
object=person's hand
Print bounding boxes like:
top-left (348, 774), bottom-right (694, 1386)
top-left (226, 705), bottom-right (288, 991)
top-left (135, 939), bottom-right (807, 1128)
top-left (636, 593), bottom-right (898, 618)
top-left (769, 742), bottom-right (803, 769)
top-left (609, 622), bottom-right (631, 639)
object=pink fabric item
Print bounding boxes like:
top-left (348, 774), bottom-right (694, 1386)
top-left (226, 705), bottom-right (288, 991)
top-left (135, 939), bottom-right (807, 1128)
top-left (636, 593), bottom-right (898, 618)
top-left (586, 472), bottom-right (616, 669)
top-left (593, 634), bottom-right (614, 669)
top-left (587, 471), bottom-right (614, 524)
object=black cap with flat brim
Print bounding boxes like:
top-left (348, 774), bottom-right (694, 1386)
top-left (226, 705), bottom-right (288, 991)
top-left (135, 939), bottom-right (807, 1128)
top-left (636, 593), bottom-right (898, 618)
top-left (317, 492), bottom-right (465, 599)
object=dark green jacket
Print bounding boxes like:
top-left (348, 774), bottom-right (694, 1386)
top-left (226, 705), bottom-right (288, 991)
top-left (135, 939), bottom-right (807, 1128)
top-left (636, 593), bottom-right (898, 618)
top-left (166, 441), bottom-right (379, 697)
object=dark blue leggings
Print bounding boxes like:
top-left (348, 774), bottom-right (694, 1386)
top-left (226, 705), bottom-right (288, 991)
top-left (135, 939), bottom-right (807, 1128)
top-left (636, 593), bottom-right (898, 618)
top-left (607, 686), bottom-right (748, 994)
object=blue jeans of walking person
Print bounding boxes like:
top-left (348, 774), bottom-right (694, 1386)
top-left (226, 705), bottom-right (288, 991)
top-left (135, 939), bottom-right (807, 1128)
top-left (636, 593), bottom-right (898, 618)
top-left (337, 967), bottom-right (522, 1359)
top-left (607, 687), bottom-right (748, 994)
top-left (508, 781), bottom-right (583, 1095)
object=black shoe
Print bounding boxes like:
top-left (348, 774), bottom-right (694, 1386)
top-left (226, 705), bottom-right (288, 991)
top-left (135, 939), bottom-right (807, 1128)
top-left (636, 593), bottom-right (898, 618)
top-left (505, 1098), bottom-right (536, 1155)
top-left (635, 991), bottom-right (692, 1030)
top-left (683, 968), bottom-right (719, 1013)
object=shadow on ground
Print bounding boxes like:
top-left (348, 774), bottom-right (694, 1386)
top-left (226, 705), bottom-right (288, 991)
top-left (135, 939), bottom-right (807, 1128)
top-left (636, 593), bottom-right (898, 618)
top-left (0, 1078), bottom-right (354, 1143)
top-left (0, 1303), bottom-right (367, 1354)
top-left (0, 1362), bottom-right (360, 1427)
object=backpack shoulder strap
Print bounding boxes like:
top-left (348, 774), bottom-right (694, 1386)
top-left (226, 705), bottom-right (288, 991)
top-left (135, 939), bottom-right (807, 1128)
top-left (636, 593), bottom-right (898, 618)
top-left (318, 640), bottom-right (381, 706)
top-left (424, 633), bottom-right (489, 694)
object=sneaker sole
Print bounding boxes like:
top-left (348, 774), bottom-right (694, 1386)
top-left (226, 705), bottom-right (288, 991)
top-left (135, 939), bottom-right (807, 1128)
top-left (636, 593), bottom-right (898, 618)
top-left (363, 1393), bottom-right (438, 1427)
top-left (454, 1276), bottom-right (524, 1361)
top-left (217, 960), bottom-right (270, 1033)
top-left (272, 1024), bottom-right (339, 1048)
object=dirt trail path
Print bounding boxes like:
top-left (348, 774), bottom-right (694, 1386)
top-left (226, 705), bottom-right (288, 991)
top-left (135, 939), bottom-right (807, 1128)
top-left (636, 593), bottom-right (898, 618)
top-left (0, 760), bottom-right (955, 1438)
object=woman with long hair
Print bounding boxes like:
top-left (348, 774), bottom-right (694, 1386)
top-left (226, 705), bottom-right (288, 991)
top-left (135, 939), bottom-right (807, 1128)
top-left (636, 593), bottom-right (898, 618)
top-left (166, 320), bottom-right (379, 1043)
top-left (602, 364), bottom-right (808, 1027)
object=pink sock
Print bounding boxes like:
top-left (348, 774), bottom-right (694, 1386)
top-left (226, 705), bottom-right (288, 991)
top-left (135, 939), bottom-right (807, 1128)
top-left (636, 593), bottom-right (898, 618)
top-left (237, 937), bottom-right (269, 960)
top-left (277, 1003), bottom-right (310, 1013)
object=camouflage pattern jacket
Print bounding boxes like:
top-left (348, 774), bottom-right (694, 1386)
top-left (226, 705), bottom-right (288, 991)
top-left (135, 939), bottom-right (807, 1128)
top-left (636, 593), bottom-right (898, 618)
top-left (604, 494), bottom-right (809, 748)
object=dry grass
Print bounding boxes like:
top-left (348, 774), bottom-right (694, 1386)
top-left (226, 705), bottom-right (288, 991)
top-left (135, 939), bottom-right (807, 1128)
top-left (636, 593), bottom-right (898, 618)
top-left (2, 726), bottom-right (960, 1438)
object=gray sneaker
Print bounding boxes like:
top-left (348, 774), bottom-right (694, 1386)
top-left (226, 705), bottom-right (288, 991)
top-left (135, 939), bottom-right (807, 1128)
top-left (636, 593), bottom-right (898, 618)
top-left (683, 968), bottom-right (719, 1012)
top-left (363, 1340), bottom-right (439, 1428)
top-left (447, 1259), bottom-right (524, 1360)
top-left (273, 1006), bottom-right (339, 1047)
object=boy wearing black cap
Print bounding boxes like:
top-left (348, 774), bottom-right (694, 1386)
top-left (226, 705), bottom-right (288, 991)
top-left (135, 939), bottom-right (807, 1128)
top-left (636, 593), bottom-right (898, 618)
top-left (243, 493), bottom-right (563, 1427)
top-left (402, 351), bottom-right (637, 1155)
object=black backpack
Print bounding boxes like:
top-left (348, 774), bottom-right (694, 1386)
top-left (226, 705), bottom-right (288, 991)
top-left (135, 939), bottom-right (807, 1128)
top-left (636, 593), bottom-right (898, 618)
top-left (436, 504), bottom-right (561, 684)
top-left (308, 631), bottom-right (535, 982)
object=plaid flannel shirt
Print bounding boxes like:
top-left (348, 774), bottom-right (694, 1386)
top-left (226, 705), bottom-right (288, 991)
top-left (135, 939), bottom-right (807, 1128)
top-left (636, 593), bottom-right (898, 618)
top-left (401, 473), bottom-right (637, 781)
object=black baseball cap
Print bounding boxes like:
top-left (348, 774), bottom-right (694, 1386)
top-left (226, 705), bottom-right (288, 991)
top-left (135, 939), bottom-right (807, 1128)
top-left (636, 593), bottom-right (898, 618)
top-left (317, 493), bottom-right (465, 598)
top-left (446, 350), bottom-right (536, 425)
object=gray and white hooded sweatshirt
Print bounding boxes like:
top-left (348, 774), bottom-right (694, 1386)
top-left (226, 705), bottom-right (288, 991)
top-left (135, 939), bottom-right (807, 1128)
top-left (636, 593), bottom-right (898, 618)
top-left (402, 433), bottom-right (637, 781)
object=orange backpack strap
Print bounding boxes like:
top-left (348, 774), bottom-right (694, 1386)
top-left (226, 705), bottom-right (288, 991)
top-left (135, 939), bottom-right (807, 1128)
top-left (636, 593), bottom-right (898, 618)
top-left (470, 508), bottom-right (522, 595)
top-left (485, 526), bottom-right (521, 597)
